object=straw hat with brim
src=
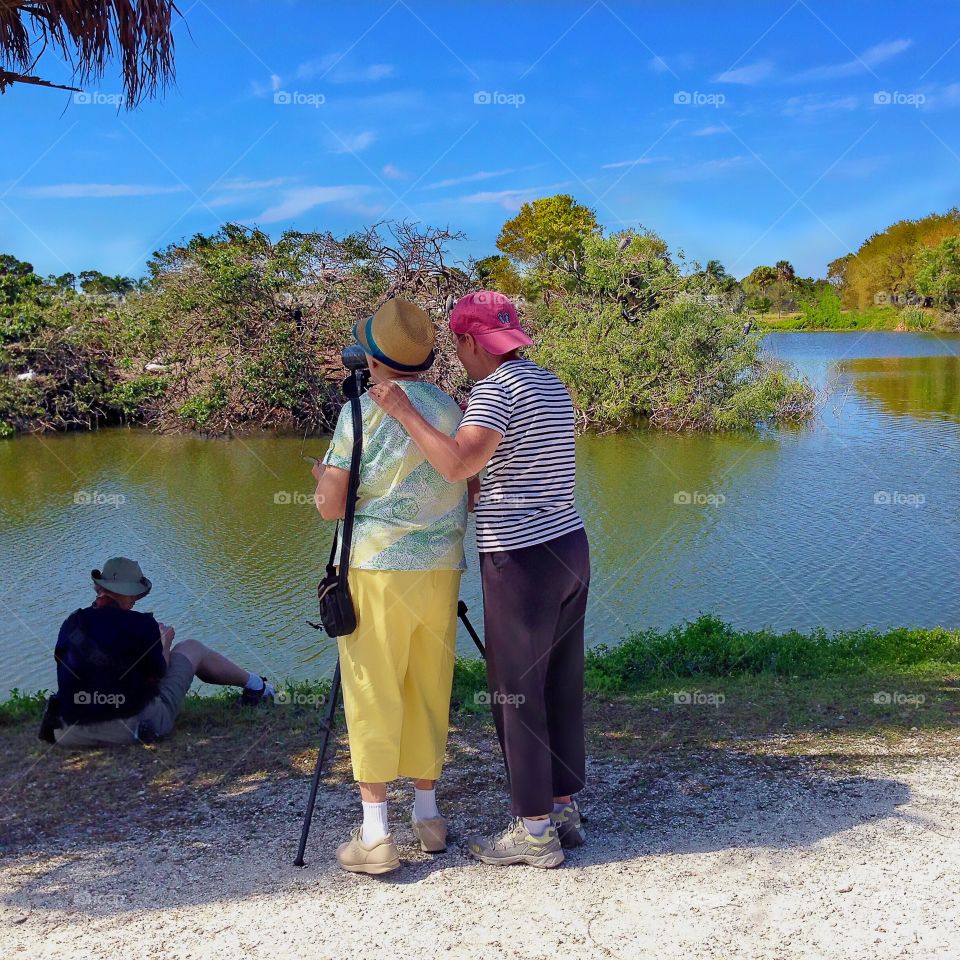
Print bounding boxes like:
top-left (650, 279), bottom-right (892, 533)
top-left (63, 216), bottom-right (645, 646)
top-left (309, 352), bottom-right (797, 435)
top-left (353, 299), bottom-right (435, 373)
top-left (91, 557), bottom-right (152, 597)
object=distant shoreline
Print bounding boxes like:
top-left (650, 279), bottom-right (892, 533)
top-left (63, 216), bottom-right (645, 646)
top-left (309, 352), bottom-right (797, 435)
top-left (758, 305), bottom-right (958, 332)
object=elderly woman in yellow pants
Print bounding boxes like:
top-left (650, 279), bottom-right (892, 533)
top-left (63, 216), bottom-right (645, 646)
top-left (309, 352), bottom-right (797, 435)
top-left (312, 299), bottom-right (468, 875)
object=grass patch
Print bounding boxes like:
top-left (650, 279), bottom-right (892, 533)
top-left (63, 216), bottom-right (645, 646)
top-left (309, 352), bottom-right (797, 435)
top-left (5, 616), bottom-right (959, 726)
top-left (3, 616), bottom-right (959, 851)
top-left (759, 306), bottom-right (945, 331)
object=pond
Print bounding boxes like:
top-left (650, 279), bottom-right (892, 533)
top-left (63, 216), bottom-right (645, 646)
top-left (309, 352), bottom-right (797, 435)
top-left (2, 331), bottom-right (959, 697)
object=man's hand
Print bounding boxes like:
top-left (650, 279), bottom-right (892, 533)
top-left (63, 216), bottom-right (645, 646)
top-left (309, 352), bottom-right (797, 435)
top-left (368, 380), bottom-right (415, 423)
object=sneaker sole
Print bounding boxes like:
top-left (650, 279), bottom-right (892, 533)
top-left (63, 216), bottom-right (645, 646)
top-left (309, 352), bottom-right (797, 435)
top-left (337, 857), bottom-right (401, 875)
top-left (469, 850), bottom-right (564, 869)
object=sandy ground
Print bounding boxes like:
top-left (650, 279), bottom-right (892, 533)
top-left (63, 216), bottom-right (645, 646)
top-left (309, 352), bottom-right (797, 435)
top-left (2, 728), bottom-right (959, 960)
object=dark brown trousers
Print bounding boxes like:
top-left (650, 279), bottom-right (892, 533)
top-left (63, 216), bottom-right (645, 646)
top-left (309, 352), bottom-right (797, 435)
top-left (479, 527), bottom-right (590, 817)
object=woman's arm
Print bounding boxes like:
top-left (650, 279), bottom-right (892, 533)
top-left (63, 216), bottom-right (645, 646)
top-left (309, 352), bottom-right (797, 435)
top-left (312, 461), bottom-right (349, 520)
top-left (368, 380), bottom-right (501, 482)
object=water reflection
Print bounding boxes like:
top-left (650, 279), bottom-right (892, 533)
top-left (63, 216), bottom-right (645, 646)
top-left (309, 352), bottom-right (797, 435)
top-left (842, 355), bottom-right (960, 423)
top-left (3, 332), bottom-right (959, 696)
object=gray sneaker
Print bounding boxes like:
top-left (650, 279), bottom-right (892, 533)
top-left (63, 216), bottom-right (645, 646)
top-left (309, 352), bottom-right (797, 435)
top-left (551, 800), bottom-right (586, 848)
top-left (467, 818), bottom-right (564, 868)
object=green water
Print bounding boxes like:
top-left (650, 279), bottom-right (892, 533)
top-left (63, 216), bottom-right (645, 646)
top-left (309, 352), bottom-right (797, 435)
top-left (3, 332), bottom-right (959, 697)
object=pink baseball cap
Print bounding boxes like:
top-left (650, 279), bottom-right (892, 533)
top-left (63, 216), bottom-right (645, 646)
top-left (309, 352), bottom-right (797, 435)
top-left (449, 291), bottom-right (533, 355)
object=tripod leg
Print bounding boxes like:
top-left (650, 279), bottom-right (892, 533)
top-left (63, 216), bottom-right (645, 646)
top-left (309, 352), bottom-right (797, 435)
top-left (293, 660), bottom-right (343, 867)
top-left (457, 600), bottom-right (486, 659)
top-left (457, 602), bottom-right (510, 782)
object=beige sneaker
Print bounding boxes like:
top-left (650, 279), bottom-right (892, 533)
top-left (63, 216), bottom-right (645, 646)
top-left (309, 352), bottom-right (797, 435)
top-left (335, 827), bottom-right (401, 875)
top-left (411, 813), bottom-right (448, 853)
top-left (467, 818), bottom-right (564, 868)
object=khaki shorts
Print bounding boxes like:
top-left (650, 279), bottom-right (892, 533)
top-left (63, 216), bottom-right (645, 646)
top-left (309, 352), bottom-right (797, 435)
top-left (54, 653), bottom-right (195, 748)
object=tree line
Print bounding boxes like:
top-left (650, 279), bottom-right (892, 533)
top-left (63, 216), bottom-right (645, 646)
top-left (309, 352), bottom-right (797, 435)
top-left (0, 195), bottom-right (838, 436)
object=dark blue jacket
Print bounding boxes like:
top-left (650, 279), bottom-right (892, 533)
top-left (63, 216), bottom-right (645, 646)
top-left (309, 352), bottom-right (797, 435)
top-left (55, 603), bottom-right (166, 725)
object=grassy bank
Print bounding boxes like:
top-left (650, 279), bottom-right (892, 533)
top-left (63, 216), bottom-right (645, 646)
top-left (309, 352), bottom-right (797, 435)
top-left (5, 616), bottom-right (959, 726)
top-left (758, 306), bottom-right (949, 332)
top-left (3, 617), bottom-right (958, 849)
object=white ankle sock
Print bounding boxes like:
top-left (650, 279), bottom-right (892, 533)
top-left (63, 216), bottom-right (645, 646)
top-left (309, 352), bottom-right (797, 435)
top-left (361, 801), bottom-right (389, 844)
top-left (523, 816), bottom-right (551, 837)
top-left (413, 787), bottom-right (439, 821)
top-left (245, 673), bottom-right (264, 691)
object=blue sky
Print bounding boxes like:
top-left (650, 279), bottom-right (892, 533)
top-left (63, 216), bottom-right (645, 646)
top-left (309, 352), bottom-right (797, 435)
top-left (3, 0), bottom-right (960, 280)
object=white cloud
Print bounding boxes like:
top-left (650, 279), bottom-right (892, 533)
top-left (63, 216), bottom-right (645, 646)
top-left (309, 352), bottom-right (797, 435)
top-left (297, 56), bottom-right (394, 83)
top-left (692, 125), bottom-right (726, 137)
top-left (459, 183), bottom-right (569, 211)
top-left (425, 167), bottom-right (530, 190)
top-left (665, 156), bottom-right (752, 181)
top-left (330, 130), bottom-right (377, 153)
top-left (601, 157), bottom-right (660, 169)
top-left (254, 186), bottom-right (369, 223)
top-left (381, 164), bottom-right (406, 180)
top-left (714, 61), bottom-right (774, 84)
top-left (649, 56), bottom-right (671, 74)
top-left (352, 64), bottom-right (394, 82)
top-left (796, 39), bottom-right (912, 81)
top-left (824, 156), bottom-right (889, 179)
top-left (782, 94), bottom-right (858, 117)
top-left (216, 177), bottom-right (287, 191)
top-left (20, 183), bottom-right (187, 198)
top-left (920, 82), bottom-right (960, 110)
top-left (251, 74), bottom-right (283, 97)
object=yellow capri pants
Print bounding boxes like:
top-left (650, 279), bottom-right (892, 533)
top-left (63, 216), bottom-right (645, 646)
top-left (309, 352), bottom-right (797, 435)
top-left (336, 568), bottom-right (462, 783)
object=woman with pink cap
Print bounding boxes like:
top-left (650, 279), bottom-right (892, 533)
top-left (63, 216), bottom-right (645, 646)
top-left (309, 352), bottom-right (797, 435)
top-left (369, 290), bottom-right (590, 869)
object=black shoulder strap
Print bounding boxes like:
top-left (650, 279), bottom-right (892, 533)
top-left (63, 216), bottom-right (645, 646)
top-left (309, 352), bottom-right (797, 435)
top-left (326, 374), bottom-right (364, 583)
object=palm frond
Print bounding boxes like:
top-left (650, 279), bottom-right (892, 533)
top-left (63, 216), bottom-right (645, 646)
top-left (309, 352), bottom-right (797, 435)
top-left (0, 0), bottom-right (180, 106)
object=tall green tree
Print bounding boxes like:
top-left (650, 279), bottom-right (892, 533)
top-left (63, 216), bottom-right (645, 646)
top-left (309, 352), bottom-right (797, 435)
top-left (915, 236), bottom-right (960, 319)
top-left (496, 194), bottom-right (599, 282)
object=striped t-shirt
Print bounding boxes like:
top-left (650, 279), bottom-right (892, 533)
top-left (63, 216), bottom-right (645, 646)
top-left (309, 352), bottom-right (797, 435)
top-left (460, 358), bottom-right (584, 552)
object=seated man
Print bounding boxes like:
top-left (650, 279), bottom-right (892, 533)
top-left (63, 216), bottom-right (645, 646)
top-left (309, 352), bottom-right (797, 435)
top-left (41, 557), bottom-right (274, 747)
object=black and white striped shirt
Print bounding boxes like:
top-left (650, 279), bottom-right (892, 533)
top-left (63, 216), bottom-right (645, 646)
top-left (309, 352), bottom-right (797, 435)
top-left (460, 358), bottom-right (584, 552)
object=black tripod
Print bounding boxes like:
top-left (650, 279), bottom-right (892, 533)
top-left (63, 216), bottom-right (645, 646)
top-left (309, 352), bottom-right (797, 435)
top-left (293, 601), bottom-right (485, 866)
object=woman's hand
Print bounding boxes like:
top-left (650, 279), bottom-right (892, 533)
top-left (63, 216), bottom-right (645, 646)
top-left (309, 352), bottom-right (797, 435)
top-left (311, 460), bottom-right (325, 483)
top-left (368, 380), bottom-right (415, 423)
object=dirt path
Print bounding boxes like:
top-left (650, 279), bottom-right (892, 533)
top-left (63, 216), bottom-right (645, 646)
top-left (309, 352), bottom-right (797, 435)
top-left (3, 727), bottom-right (959, 960)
